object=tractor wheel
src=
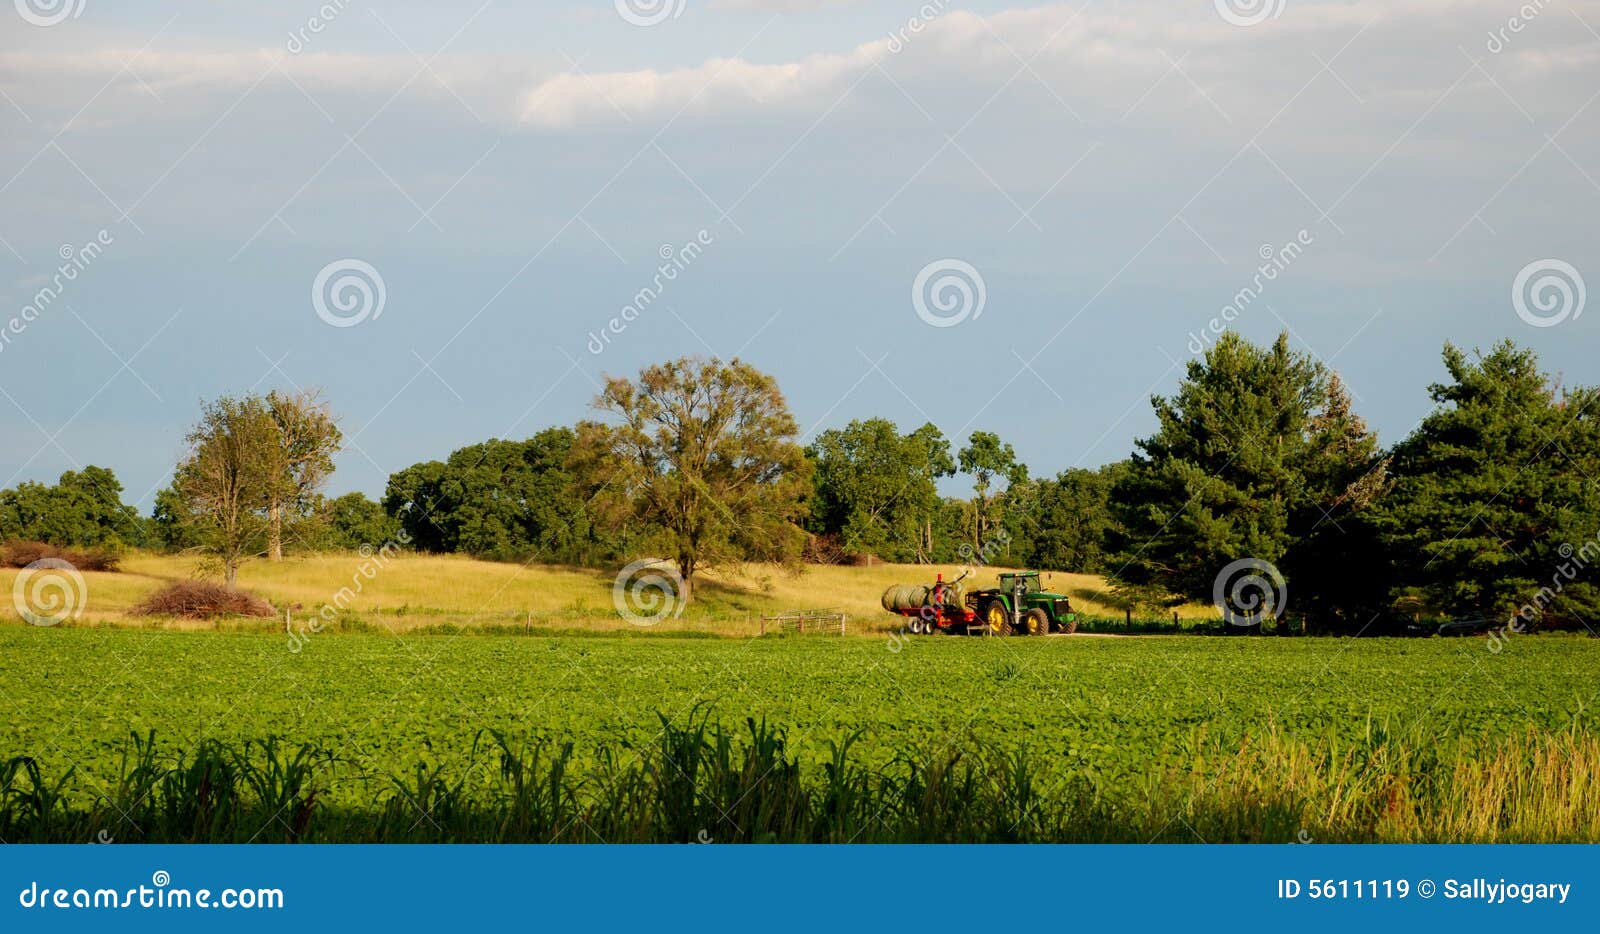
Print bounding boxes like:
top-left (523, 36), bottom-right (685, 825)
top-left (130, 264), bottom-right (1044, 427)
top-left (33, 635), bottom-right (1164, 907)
top-left (1060, 615), bottom-right (1079, 635)
top-left (1025, 608), bottom-right (1050, 636)
top-left (982, 600), bottom-right (1012, 636)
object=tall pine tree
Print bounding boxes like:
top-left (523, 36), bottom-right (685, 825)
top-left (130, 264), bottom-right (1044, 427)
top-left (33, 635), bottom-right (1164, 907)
top-left (1111, 332), bottom-right (1386, 626)
top-left (1378, 341), bottom-right (1600, 627)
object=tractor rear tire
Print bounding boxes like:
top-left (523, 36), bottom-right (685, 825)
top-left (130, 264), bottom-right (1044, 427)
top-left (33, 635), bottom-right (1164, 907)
top-left (1026, 608), bottom-right (1050, 636)
top-left (982, 600), bottom-right (1012, 636)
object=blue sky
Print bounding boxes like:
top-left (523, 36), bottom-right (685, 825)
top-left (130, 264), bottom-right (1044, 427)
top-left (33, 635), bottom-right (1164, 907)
top-left (1, 0), bottom-right (1597, 507)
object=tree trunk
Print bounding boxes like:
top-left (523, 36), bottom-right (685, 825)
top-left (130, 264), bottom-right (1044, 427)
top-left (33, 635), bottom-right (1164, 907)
top-left (225, 557), bottom-right (238, 588)
top-left (676, 550), bottom-right (696, 605)
top-left (267, 503), bottom-right (284, 561)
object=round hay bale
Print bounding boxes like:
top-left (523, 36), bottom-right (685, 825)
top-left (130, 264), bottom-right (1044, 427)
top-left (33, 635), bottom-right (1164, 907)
top-left (937, 580), bottom-right (967, 610)
top-left (881, 584), bottom-right (931, 613)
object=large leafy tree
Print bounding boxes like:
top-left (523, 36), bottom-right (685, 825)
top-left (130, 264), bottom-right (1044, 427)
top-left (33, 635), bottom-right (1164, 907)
top-left (172, 395), bottom-right (280, 586)
top-left (1377, 342), bottom-right (1600, 626)
top-left (806, 418), bottom-right (954, 562)
top-left (383, 428), bottom-right (597, 563)
top-left (321, 492), bottom-right (399, 551)
top-left (573, 357), bottom-right (811, 602)
top-left (0, 466), bottom-right (141, 547)
top-left (958, 431), bottom-right (1027, 550)
top-left (149, 485), bottom-right (200, 551)
top-left (1019, 461), bottom-right (1128, 573)
top-left (263, 389), bottom-right (342, 561)
top-left (1112, 332), bottom-right (1385, 625)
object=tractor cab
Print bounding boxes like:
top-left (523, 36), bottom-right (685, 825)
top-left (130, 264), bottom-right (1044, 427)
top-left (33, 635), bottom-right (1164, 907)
top-left (999, 571), bottom-right (1043, 595)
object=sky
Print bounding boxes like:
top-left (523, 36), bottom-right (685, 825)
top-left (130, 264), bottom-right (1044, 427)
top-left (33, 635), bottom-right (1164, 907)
top-left (1, 0), bottom-right (1597, 509)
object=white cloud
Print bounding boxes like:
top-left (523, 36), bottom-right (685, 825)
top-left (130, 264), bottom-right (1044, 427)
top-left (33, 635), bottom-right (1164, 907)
top-left (512, 0), bottom-right (1600, 132)
top-left (519, 43), bottom-right (883, 129)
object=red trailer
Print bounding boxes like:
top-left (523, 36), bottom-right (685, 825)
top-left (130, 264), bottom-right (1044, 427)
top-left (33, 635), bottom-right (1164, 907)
top-left (884, 571), bottom-right (980, 635)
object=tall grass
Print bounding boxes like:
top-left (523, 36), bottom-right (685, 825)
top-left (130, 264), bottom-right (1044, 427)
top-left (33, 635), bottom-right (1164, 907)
top-left (5, 552), bottom-right (1213, 634)
top-left (2, 716), bottom-right (1596, 843)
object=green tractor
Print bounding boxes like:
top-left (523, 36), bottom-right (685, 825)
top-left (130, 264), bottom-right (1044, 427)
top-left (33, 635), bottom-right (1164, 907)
top-left (967, 571), bottom-right (1078, 636)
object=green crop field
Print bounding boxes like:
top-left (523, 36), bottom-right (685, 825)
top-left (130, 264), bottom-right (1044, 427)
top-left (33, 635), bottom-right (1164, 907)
top-left (3, 625), bottom-right (1598, 843)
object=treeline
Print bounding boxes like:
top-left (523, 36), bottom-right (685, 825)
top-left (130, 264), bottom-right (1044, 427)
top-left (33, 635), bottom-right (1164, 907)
top-left (3, 470), bottom-right (392, 558)
top-left (5, 336), bottom-right (1597, 629)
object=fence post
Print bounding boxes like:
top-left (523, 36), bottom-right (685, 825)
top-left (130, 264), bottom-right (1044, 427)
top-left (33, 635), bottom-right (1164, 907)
top-left (1125, 608), bottom-right (1131, 630)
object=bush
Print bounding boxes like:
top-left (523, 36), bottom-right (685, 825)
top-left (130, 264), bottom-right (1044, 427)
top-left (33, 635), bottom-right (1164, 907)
top-left (0, 540), bottom-right (119, 572)
top-left (131, 581), bottom-right (275, 619)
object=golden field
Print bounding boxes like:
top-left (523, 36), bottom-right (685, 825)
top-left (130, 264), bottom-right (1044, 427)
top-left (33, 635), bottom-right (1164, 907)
top-left (1, 551), bottom-right (1215, 635)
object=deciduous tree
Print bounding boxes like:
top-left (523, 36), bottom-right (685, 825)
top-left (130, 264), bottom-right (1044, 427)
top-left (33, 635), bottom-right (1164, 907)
top-left (0, 466), bottom-right (140, 547)
top-left (264, 389), bottom-right (341, 560)
top-left (806, 418), bottom-right (954, 562)
top-left (959, 431), bottom-right (1027, 549)
top-left (173, 395), bottom-right (280, 586)
top-left (573, 357), bottom-right (811, 602)
top-left (383, 429), bottom-right (598, 563)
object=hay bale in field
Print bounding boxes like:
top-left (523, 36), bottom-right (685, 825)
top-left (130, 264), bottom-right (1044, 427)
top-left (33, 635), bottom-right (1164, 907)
top-left (131, 581), bottom-right (275, 619)
top-left (882, 580), bottom-right (967, 613)
top-left (939, 580), bottom-right (967, 610)
top-left (0, 540), bottom-right (119, 572)
top-left (881, 584), bottom-right (931, 613)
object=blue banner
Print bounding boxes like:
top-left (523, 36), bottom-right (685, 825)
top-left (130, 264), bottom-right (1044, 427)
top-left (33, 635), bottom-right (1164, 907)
top-left (1, 845), bottom-right (1591, 932)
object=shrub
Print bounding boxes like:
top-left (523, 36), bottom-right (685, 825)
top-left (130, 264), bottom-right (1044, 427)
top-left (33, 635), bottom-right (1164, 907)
top-left (0, 540), bottom-right (119, 572)
top-left (131, 581), bottom-right (275, 619)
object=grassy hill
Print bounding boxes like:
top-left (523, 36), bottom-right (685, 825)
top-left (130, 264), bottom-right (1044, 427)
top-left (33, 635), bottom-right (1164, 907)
top-left (3, 552), bottom-right (1216, 635)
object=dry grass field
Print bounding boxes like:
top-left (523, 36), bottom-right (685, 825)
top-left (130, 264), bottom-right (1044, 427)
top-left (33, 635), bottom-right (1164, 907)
top-left (1, 551), bottom-right (1215, 635)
